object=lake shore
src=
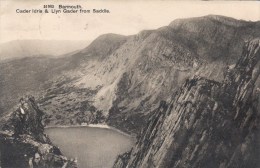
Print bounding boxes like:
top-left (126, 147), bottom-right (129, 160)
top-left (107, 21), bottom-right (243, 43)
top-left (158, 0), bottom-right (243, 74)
top-left (45, 124), bottom-right (135, 139)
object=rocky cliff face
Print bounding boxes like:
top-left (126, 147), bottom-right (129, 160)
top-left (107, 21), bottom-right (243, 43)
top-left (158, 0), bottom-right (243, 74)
top-left (0, 96), bottom-right (77, 168)
top-left (113, 39), bottom-right (260, 168)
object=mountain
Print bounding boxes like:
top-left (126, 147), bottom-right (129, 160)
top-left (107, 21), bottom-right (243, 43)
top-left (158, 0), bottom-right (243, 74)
top-left (1, 15), bottom-right (260, 135)
top-left (0, 96), bottom-right (77, 168)
top-left (0, 40), bottom-right (90, 61)
top-left (70, 15), bottom-right (260, 134)
top-left (0, 15), bottom-right (259, 168)
top-left (113, 38), bottom-right (260, 168)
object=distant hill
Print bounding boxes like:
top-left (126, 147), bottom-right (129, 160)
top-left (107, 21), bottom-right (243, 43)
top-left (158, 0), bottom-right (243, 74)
top-left (0, 40), bottom-right (90, 61)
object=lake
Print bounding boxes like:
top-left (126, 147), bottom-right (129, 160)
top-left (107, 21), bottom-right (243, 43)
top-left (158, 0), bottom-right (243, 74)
top-left (45, 126), bottom-right (135, 168)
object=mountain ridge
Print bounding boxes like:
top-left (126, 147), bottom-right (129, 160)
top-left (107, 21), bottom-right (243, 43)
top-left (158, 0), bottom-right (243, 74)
top-left (1, 15), bottom-right (260, 135)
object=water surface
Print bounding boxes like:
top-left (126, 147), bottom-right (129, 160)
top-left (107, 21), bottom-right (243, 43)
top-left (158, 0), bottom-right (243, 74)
top-left (45, 126), bottom-right (134, 168)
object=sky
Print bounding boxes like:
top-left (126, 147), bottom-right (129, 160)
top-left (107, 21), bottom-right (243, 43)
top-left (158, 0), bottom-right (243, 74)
top-left (0, 0), bottom-right (260, 43)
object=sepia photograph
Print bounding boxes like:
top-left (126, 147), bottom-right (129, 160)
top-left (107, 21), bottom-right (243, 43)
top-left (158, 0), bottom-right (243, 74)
top-left (0, 1), bottom-right (259, 168)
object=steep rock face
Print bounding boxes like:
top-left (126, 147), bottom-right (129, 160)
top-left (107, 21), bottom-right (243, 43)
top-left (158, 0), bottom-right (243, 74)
top-left (0, 96), bottom-right (77, 168)
top-left (113, 39), bottom-right (260, 168)
top-left (105, 30), bottom-right (201, 133)
top-left (113, 150), bottom-right (132, 168)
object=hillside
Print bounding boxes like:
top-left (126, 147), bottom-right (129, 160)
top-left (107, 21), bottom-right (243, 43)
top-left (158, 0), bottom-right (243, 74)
top-left (0, 56), bottom-right (70, 115)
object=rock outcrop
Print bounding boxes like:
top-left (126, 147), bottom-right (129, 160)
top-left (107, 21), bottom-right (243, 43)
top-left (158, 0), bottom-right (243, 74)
top-left (113, 39), bottom-right (260, 168)
top-left (0, 96), bottom-right (77, 168)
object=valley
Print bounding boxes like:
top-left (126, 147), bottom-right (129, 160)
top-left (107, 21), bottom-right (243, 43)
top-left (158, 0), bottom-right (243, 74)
top-left (0, 15), bottom-right (259, 168)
